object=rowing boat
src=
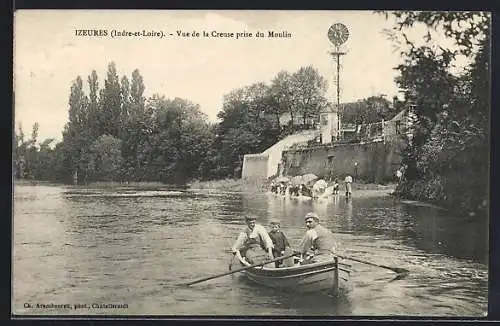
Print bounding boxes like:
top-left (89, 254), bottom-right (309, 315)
top-left (230, 254), bottom-right (351, 295)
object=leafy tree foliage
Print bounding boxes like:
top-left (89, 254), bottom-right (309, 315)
top-left (291, 66), bottom-right (328, 126)
top-left (268, 71), bottom-right (294, 128)
top-left (98, 62), bottom-right (122, 138)
top-left (341, 95), bottom-right (396, 125)
top-left (381, 11), bottom-right (490, 214)
top-left (88, 134), bottom-right (124, 181)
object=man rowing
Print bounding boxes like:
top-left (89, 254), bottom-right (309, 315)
top-left (297, 212), bottom-right (336, 264)
top-left (231, 215), bottom-right (275, 266)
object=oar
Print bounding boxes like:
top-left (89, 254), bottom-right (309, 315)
top-left (178, 252), bottom-right (299, 287)
top-left (337, 254), bottom-right (409, 274)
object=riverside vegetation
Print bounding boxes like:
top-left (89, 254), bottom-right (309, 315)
top-left (14, 12), bottom-right (490, 216)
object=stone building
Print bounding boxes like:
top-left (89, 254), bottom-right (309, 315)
top-left (319, 104), bottom-right (340, 144)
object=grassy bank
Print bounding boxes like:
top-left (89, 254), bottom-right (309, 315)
top-left (350, 182), bottom-right (396, 191)
top-left (188, 178), bottom-right (267, 193)
top-left (86, 181), bottom-right (169, 189)
top-left (15, 178), bottom-right (177, 190)
top-left (394, 177), bottom-right (489, 217)
top-left (14, 179), bottom-right (57, 186)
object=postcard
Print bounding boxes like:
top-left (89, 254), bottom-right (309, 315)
top-left (13, 10), bottom-right (490, 318)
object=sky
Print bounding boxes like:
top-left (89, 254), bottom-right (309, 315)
top-left (13, 10), bottom-right (464, 142)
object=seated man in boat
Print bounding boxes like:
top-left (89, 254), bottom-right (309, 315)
top-left (231, 215), bottom-right (275, 266)
top-left (268, 219), bottom-right (294, 268)
top-left (297, 212), bottom-right (336, 264)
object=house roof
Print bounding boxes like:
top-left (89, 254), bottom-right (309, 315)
top-left (389, 109), bottom-right (407, 121)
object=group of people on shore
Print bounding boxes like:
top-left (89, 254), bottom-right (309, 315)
top-left (269, 175), bottom-right (353, 199)
top-left (230, 212), bottom-right (336, 269)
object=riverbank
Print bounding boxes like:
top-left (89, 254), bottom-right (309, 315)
top-left (187, 178), bottom-right (397, 195)
top-left (85, 181), bottom-right (169, 189)
top-left (394, 178), bottom-right (489, 217)
top-left (187, 178), bottom-right (267, 193)
top-left (15, 177), bottom-right (396, 195)
top-left (14, 179), bottom-right (62, 187)
top-left (14, 179), bottom-right (179, 190)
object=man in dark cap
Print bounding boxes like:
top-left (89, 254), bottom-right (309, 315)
top-left (231, 215), bottom-right (274, 265)
top-left (298, 212), bottom-right (336, 264)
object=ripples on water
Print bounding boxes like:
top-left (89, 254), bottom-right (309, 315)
top-left (13, 184), bottom-right (488, 316)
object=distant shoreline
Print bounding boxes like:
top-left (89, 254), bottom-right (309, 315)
top-left (188, 178), bottom-right (397, 195)
top-left (13, 178), bottom-right (397, 194)
top-left (15, 178), bottom-right (457, 212)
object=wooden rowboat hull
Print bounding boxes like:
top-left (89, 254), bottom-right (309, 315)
top-left (232, 256), bottom-right (351, 295)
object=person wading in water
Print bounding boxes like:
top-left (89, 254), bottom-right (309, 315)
top-left (230, 216), bottom-right (274, 269)
top-left (344, 174), bottom-right (353, 199)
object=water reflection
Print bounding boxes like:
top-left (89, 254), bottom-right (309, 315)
top-left (235, 276), bottom-right (353, 316)
top-left (403, 205), bottom-right (488, 264)
top-left (343, 198), bottom-right (354, 233)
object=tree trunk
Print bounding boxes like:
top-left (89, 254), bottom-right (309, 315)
top-left (275, 112), bottom-right (281, 130)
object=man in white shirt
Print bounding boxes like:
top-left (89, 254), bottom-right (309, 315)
top-left (231, 216), bottom-right (274, 265)
top-left (344, 175), bottom-right (353, 198)
top-left (396, 169), bottom-right (403, 182)
top-left (298, 212), bottom-right (336, 264)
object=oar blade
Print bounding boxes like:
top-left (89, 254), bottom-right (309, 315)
top-left (339, 254), bottom-right (409, 275)
top-left (389, 270), bottom-right (410, 282)
top-left (379, 264), bottom-right (410, 275)
top-left (393, 267), bottom-right (410, 274)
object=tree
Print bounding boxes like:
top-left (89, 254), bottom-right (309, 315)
top-left (291, 66), bottom-right (328, 126)
top-left (31, 138), bottom-right (56, 180)
top-left (130, 69), bottom-right (146, 115)
top-left (142, 96), bottom-right (212, 183)
top-left (14, 123), bottom-right (26, 178)
top-left (98, 62), bottom-right (122, 138)
top-left (120, 69), bottom-right (147, 181)
top-left (268, 71), bottom-right (294, 128)
top-left (380, 11), bottom-right (490, 58)
top-left (61, 75), bottom-right (90, 183)
top-left (88, 134), bottom-right (124, 181)
top-left (213, 83), bottom-right (280, 179)
top-left (381, 11), bottom-right (491, 213)
top-left (87, 70), bottom-right (100, 141)
top-left (341, 95), bottom-right (395, 125)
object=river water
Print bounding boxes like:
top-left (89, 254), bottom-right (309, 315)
top-left (12, 183), bottom-right (488, 317)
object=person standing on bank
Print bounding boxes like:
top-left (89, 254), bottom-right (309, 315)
top-left (344, 174), bottom-right (353, 199)
top-left (298, 212), bottom-right (336, 264)
top-left (396, 168), bottom-right (403, 183)
top-left (268, 219), bottom-right (294, 268)
top-left (231, 216), bottom-right (275, 266)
